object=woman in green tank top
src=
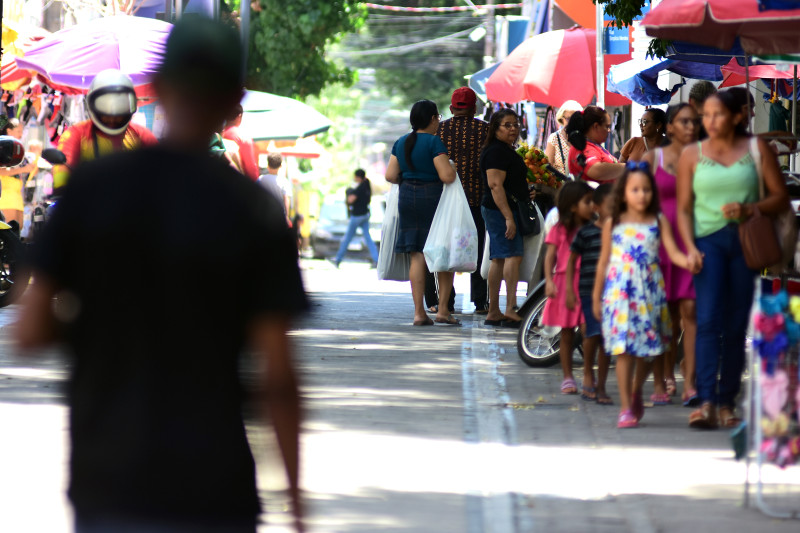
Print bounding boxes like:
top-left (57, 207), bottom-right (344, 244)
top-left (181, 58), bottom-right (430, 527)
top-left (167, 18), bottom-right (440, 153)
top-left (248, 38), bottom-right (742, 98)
top-left (676, 89), bottom-right (789, 430)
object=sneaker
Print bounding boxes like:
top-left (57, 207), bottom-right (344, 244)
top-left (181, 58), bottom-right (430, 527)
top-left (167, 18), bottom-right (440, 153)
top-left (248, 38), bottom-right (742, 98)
top-left (617, 409), bottom-right (639, 429)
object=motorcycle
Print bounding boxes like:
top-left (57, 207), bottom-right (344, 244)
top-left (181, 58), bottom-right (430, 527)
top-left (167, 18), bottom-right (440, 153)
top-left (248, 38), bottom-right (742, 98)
top-left (513, 163), bottom-right (584, 367)
top-left (0, 136), bottom-right (32, 307)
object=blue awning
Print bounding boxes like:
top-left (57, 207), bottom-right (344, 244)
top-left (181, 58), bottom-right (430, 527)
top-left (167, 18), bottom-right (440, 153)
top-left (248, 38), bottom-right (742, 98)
top-left (666, 40), bottom-right (749, 66)
top-left (607, 56), bottom-right (722, 106)
top-left (468, 63), bottom-right (500, 103)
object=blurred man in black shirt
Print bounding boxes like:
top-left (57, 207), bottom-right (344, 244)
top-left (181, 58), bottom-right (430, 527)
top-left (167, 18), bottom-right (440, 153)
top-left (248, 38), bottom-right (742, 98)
top-left (16, 17), bottom-right (307, 533)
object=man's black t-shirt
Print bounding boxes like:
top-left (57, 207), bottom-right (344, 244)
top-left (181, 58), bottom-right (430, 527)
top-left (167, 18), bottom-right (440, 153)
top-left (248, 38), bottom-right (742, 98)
top-left (34, 146), bottom-right (308, 524)
top-left (349, 178), bottom-right (371, 216)
top-left (480, 139), bottom-right (529, 210)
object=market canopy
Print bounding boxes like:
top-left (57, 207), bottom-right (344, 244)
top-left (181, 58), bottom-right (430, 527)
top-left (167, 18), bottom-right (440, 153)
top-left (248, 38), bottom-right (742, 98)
top-left (14, 15), bottom-right (170, 95)
top-left (642, 0), bottom-right (800, 56)
top-left (239, 90), bottom-right (332, 141)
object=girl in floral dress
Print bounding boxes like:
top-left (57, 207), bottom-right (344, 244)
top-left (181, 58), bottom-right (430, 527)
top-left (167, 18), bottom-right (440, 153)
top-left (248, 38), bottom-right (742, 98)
top-left (592, 162), bottom-right (696, 428)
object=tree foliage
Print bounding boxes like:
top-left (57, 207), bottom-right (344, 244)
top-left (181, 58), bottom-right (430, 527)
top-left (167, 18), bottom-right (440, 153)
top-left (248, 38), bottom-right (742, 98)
top-left (594, 0), bottom-right (670, 58)
top-left (246, 1), bottom-right (368, 99)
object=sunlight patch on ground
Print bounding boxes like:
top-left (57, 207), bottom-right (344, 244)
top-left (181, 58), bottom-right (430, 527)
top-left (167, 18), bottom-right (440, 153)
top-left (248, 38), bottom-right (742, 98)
top-left (301, 430), bottom-right (800, 502)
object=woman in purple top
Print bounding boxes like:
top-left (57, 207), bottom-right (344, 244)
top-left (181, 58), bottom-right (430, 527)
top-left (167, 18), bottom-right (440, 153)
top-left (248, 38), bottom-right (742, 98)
top-left (642, 103), bottom-right (700, 406)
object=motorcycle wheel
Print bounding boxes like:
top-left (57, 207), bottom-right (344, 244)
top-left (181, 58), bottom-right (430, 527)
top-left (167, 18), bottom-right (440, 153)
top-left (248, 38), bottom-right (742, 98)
top-left (516, 289), bottom-right (583, 368)
top-left (0, 229), bottom-right (29, 307)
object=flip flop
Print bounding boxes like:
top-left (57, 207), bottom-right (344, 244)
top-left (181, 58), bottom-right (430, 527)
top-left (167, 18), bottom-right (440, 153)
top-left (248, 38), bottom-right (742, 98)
top-left (580, 386), bottom-right (597, 402)
top-left (434, 315), bottom-right (461, 326)
top-left (617, 409), bottom-right (639, 429)
top-left (427, 305), bottom-right (439, 313)
top-left (650, 393), bottom-right (672, 406)
top-left (596, 393), bottom-right (614, 405)
top-left (413, 317), bottom-right (434, 326)
top-left (665, 378), bottom-right (677, 396)
top-left (560, 378), bottom-right (578, 395)
top-left (501, 318), bottom-right (522, 329)
top-left (682, 389), bottom-right (700, 407)
top-left (484, 318), bottom-right (505, 326)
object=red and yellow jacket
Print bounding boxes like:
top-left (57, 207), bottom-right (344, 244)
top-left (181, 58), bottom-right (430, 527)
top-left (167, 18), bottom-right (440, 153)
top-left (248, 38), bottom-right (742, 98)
top-left (54, 120), bottom-right (158, 189)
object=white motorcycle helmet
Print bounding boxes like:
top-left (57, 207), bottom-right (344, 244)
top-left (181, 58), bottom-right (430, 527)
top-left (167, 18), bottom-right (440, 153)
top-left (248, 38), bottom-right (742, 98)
top-left (86, 69), bottom-right (137, 136)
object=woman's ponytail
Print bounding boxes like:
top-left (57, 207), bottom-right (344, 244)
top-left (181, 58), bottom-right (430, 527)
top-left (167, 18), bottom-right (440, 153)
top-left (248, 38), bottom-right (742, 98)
top-left (404, 131), bottom-right (419, 172)
top-left (404, 99), bottom-right (439, 172)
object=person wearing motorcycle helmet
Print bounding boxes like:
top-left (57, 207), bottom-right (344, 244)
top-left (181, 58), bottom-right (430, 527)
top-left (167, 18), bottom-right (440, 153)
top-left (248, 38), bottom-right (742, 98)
top-left (53, 69), bottom-right (157, 191)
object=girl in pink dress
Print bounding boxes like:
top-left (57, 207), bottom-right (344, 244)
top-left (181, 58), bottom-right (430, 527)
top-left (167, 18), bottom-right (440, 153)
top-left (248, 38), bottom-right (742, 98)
top-left (642, 103), bottom-right (700, 406)
top-left (543, 181), bottom-right (594, 394)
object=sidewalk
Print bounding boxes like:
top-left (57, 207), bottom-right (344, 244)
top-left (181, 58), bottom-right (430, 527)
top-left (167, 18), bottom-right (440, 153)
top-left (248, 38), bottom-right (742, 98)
top-left (470, 308), bottom-right (800, 532)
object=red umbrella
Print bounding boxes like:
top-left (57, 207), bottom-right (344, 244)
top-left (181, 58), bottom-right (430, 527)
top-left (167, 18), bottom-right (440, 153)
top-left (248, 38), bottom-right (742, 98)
top-left (486, 27), bottom-right (597, 106)
top-left (719, 58), bottom-right (794, 88)
top-left (485, 27), bottom-right (630, 107)
top-left (642, 0), bottom-right (800, 56)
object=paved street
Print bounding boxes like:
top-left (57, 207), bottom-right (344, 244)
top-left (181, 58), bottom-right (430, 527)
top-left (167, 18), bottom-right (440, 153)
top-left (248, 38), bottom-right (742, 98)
top-left (1, 259), bottom-right (800, 532)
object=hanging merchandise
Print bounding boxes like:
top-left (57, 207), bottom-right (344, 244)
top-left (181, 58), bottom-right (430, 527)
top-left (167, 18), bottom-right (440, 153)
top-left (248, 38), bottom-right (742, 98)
top-left (750, 290), bottom-right (800, 472)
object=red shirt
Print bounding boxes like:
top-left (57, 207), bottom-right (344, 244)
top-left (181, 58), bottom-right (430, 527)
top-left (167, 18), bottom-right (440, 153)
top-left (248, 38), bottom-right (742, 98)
top-left (568, 141), bottom-right (617, 181)
top-left (223, 125), bottom-right (259, 181)
top-left (55, 120), bottom-right (158, 189)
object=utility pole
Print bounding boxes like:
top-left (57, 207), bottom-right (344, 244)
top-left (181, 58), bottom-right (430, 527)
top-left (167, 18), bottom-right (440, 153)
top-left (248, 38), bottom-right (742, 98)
top-left (483, 0), bottom-right (495, 68)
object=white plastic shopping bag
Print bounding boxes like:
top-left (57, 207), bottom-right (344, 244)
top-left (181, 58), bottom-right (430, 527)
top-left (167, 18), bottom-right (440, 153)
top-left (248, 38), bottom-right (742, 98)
top-left (480, 203), bottom-right (545, 287)
top-left (423, 178), bottom-right (478, 272)
top-left (377, 184), bottom-right (411, 281)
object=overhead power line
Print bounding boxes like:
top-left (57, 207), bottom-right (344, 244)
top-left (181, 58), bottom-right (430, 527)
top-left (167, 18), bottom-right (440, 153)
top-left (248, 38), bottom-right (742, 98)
top-left (332, 25), bottom-right (483, 57)
top-left (364, 2), bottom-right (522, 12)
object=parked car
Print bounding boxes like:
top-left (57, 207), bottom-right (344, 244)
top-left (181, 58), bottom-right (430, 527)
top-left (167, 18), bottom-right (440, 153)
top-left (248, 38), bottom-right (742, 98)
top-left (310, 194), bottom-right (385, 261)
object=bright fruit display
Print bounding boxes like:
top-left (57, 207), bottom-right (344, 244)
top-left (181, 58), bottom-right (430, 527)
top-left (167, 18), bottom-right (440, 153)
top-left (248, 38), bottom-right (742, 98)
top-left (515, 142), bottom-right (564, 189)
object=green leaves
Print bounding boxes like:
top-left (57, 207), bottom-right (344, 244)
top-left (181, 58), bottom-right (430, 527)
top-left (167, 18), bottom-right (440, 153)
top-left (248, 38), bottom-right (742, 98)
top-left (594, 0), bottom-right (649, 28)
top-left (594, 0), bottom-right (671, 58)
top-left (245, 0), bottom-right (368, 99)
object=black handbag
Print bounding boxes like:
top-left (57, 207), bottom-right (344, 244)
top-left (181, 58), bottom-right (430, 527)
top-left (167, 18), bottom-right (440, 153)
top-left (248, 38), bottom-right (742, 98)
top-left (510, 194), bottom-right (540, 236)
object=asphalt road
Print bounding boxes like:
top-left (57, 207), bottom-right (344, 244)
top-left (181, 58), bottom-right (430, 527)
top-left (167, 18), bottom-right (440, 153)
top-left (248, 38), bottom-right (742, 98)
top-left (1, 258), bottom-right (799, 532)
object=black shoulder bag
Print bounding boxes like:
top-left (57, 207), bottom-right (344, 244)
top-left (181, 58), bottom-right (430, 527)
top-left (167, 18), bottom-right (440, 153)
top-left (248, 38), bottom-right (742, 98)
top-left (510, 193), bottom-right (540, 236)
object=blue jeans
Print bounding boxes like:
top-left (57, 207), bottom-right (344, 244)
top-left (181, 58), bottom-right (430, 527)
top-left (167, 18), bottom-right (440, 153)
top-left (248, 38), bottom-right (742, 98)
top-left (693, 225), bottom-right (756, 407)
top-left (334, 213), bottom-right (378, 263)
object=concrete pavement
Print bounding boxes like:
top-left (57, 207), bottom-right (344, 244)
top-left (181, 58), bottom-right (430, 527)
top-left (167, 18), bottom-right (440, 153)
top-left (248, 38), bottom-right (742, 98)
top-left (0, 259), bottom-right (798, 532)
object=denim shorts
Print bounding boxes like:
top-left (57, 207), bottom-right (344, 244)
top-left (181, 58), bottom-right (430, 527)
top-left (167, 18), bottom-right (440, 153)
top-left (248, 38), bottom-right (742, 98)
top-left (482, 205), bottom-right (524, 259)
top-left (580, 295), bottom-right (601, 338)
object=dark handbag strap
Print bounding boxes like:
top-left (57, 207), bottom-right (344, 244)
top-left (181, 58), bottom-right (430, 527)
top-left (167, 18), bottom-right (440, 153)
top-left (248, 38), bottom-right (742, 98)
top-left (556, 131), bottom-right (567, 171)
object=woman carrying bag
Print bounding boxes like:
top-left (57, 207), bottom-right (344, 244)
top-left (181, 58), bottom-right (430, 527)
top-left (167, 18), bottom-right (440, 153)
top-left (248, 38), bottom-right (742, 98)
top-left (677, 88), bottom-right (790, 429)
top-left (385, 100), bottom-right (459, 326)
top-left (480, 108), bottom-right (533, 328)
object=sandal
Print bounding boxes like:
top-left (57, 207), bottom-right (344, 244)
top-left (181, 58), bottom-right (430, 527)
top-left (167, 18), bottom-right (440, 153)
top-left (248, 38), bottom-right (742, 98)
top-left (413, 317), bottom-right (434, 326)
top-left (665, 378), bottom-right (677, 396)
top-left (434, 315), bottom-right (461, 326)
top-left (682, 389), bottom-right (700, 407)
top-left (560, 378), bottom-right (578, 395)
top-left (580, 386), bottom-right (597, 402)
top-left (650, 393), bottom-right (672, 406)
top-left (596, 392), bottom-right (614, 405)
top-left (617, 409), bottom-right (639, 428)
top-left (718, 406), bottom-right (742, 428)
top-left (427, 305), bottom-right (439, 313)
top-left (688, 401), bottom-right (718, 429)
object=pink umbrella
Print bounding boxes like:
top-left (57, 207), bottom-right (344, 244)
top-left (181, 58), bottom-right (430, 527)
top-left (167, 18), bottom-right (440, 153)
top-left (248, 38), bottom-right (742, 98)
top-left (14, 15), bottom-right (170, 91)
top-left (642, 0), bottom-right (800, 56)
top-left (719, 58), bottom-right (795, 88)
top-left (486, 27), bottom-right (597, 106)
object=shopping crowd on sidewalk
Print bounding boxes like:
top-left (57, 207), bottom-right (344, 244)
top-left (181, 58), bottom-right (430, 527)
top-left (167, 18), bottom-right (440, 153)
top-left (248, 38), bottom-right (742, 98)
top-left (381, 83), bottom-right (791, 432)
